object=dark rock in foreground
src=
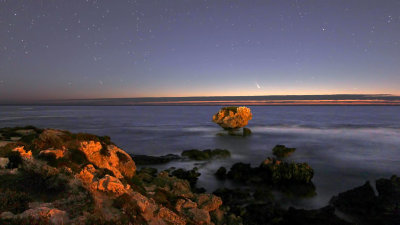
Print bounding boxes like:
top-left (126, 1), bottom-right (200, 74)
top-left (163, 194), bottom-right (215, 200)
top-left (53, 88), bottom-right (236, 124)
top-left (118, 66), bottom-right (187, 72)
top-left (130, 154), bottom-right (181, 165)
top-left (224, 157), bottom-right (314, 185)
top-left (215, 167), bottom-right (227, 179)
top-left (181, 149), bottom-right (231, 160)
top-left (330, 175), bottom-right (400, 225)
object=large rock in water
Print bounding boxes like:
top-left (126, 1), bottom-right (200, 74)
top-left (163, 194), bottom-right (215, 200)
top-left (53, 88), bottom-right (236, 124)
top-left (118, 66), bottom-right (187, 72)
top-left (212, 106), bottom-right (252, 129)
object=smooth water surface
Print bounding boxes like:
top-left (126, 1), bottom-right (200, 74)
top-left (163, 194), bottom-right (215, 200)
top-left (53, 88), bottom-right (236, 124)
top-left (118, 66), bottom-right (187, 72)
top-left (1, 105), bottom-right (400, 209)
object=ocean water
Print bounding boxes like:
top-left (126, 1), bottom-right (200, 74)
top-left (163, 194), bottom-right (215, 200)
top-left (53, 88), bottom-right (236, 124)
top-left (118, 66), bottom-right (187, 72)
top-left (1, 105), bottom-right (400, 209)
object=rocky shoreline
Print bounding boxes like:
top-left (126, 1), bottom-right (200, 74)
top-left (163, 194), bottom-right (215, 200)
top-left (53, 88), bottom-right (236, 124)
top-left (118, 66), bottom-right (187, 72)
top-left (1, 126), bottom-right (399, 225)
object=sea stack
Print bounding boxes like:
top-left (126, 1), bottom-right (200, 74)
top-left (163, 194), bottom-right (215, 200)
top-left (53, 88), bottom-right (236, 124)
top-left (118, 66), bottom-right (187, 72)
top-left (212, 106), bottom-right (252, 129)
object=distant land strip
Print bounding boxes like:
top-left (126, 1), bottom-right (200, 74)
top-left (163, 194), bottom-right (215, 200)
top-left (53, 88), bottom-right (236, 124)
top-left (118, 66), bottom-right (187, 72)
top-left (1, 94), bottom-right (400, 106)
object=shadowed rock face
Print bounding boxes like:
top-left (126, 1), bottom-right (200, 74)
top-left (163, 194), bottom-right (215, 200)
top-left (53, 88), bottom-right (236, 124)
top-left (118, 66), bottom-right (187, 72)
top-left (330, 176), bottom-right (400, 225)
top-left (212, 106), bottom-right (252, 129)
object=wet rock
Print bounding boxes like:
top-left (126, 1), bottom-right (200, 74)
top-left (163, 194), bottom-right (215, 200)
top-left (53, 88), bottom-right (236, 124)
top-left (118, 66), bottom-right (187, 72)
top-left (131, 153), bottom-right (181, 165)
top-left (181, 149), bottom-right (230, 160)
top-left (243, 128), bottom-right (252, 136)
top-left (213, 188), bottom-right (253, 210)
top-left (376, 175), bottom-right (400, 214)
top-left (227, 163), bottom-right (254, 183)
top-left (215, 167), bottom-right (227, 179)
top-left (261, 157), bottom-right (314, 184)
top-left (212, 106), bottom-right (252, 129)
top-left (330, 181), bottom-right (377, 217)
top-left (272, 145), bottom-right (296, 158)
top-left (330, 176), bottom-right (400, 225)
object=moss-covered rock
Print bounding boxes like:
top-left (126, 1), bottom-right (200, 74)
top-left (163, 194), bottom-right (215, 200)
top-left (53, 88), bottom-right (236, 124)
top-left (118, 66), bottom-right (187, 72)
top-left (181, 149), bottom-right (231, 160)
top-left (261, 157), bottom-right (314, 184)
top-left (272, 145), bottom-right (296, 158)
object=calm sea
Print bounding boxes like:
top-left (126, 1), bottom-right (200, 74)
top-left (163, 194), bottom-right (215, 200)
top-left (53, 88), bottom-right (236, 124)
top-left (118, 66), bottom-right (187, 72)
top-left (1, 105), bottom-right (400, 209)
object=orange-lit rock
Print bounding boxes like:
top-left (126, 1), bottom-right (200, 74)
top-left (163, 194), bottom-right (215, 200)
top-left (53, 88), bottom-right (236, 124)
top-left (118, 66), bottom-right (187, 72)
top-left (12, 146), bottom-right (32, 159)
top-left (76, 164), bottom-right (96, 187)
top-left (79, 141), bottom-right (136, 179)
top-left (39, 148), bottom-right (66, 159)
top-left (186, 208), bottom-right (211, 224)
top-left (157, 207), bottom-right (186, 225)
top-left (196, 194), bottom-right (223, 212)
top-left (212, 106), bottom-right (252, 129)
top-left (95, 175), bottom-right (130, 197)
top-left (0, 127), bottom-right (236, 225)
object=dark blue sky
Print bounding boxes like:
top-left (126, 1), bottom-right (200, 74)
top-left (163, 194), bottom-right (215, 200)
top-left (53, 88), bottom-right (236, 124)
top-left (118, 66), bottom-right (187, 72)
top-left (0, 0), bottom-right (399, 100)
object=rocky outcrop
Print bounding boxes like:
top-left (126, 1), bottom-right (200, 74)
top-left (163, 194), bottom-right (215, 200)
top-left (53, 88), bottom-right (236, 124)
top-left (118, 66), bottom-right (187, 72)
top-left (212, 106), bottom-right (252, 129)
top-left (12, 146), bottom-right (32, 159)
top-left (330, 175), bottom-right (400, 225)
top-left (0, 127), bottom-right (232, 225)
top-left (272, 145), bottom-right (296, 158)
top-left (79, 141), bottom-right (136, 179)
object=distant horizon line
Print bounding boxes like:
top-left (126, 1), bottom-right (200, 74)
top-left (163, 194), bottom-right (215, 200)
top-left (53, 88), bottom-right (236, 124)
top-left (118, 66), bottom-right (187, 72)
top-left (1, 94), bottom-right (400, 106)
top-left (2, 93), bottom-right (400, 101)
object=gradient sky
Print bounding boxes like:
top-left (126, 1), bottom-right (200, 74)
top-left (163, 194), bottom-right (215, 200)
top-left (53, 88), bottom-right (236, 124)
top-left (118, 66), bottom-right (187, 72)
top-left (0, 0), bottom-right (400, 100)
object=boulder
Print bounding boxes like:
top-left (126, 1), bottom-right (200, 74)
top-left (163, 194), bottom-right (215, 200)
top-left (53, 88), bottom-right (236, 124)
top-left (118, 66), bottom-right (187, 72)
top-left (215, 167), bottom-right (227, 179)
top-left (261, 157), bottom-right (314, 184)
top-left (242, 128), bottom-right (252, 136)
top-left (330, 176), bottom-right (400, 225)
top-left (212, 106), bottom-right (252, 129)
top-left (272, 145), bottom-right (296, 158)
top-left (79, 141), bottom-right (136, 179)
top-left (330, 181), bottom-right (377, 217)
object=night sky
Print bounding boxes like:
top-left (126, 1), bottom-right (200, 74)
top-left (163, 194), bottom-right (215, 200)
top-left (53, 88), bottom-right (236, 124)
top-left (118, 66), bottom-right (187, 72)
top-left (1, 0), bottom-right (400, 101)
